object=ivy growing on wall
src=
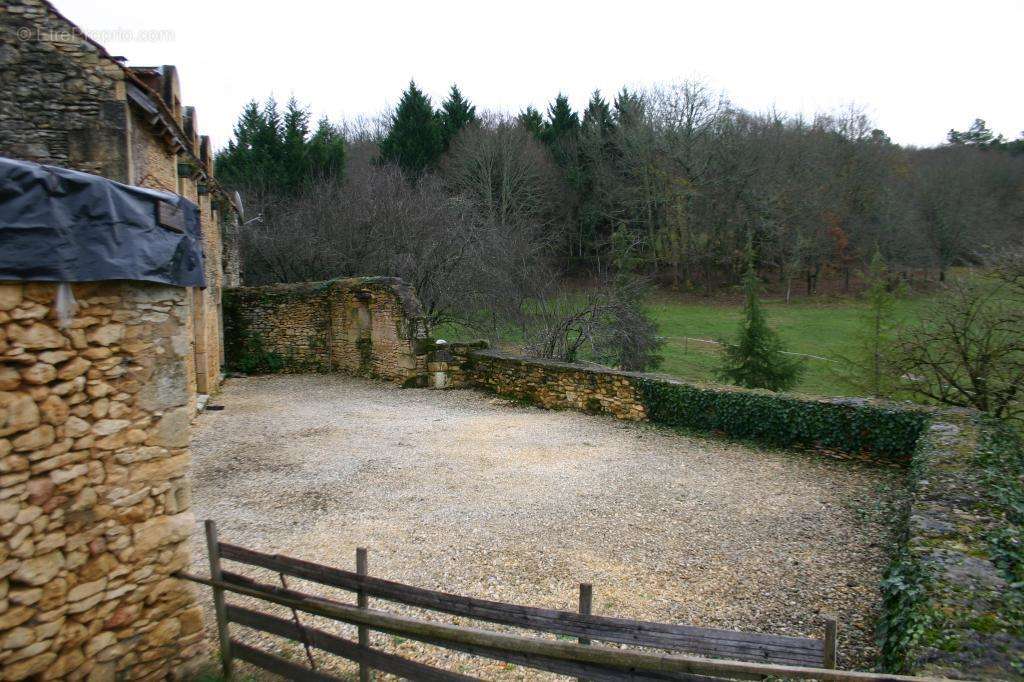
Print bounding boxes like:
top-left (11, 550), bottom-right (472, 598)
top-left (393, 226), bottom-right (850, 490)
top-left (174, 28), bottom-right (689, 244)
top-left (637, 378), bottom-right (928, 459)
top-left (223, 292), bottom-right (286, 374)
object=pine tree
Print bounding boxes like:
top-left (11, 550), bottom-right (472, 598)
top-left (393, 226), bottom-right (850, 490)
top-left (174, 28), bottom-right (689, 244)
top-left (280, 97), bottom-right (311, 192)
top-left (715, 240), bottom-right (803, 391)
top-left (216, 97), bottom-right (344, 196)
top-left (581, 90), bottom-right (614, 139)
top-left (438, 84), bottom-right (477, 150)
top-left (517, 106), bottom-right (544, 139)
top-left (379, 80), bottom-right (443, 177)
top-left (835, 249), bottom-right (902, 397)
top-left (307, 117), bottom-right (346, 181)
top-left (542, 93), bottom-right (580, 151)
top-left (613, 88), bottom-right (646, 128)
top-left (578, 91), bottom-right (616, 267)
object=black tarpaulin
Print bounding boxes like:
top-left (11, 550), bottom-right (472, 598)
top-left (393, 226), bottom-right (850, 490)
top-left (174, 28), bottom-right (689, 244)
top-left (0, 156), bottom-right (206, 287)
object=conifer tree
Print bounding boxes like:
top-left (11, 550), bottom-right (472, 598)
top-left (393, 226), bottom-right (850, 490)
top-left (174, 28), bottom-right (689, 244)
top-left (216, 97), bottom-right (344, 196)
top-left (715, 239), bottom-right (803, 391)
top-left (438, 84), bottom-right (477, 150)
top-left (542, 93), bottom-right (580, 152)
top-left (280, 96), bottom-right (311, 192)
top-left (307, 117), bottom-right (346, 181)
top-left (835, 249), bottom-right (903, 397)
top-left (577, 91), bottom-right (616, 266)
top-left (517, 106), bottom-right (545, 139)
top-left (379, 80), bottom-right (443, 177)
top-left (613, 88), bottom-right (646, 128)
top-left (581, 90), bottom-right (614, 138)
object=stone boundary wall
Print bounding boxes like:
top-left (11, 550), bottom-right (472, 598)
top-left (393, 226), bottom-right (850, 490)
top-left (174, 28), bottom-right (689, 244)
top-left (447, 347), bottom-right (648, 420)
top-left (0, 281), bottom-right (203, 680)
top-left (878, 414), bottom-right (1023, 680)
top-left (223, 278), bottom-right (429, 384)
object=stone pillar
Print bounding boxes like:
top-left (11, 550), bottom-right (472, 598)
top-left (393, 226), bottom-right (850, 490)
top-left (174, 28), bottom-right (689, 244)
top-left (427, 341), bottom-right (453, 389)
top-left (0, 281), bottom-right (205, 681)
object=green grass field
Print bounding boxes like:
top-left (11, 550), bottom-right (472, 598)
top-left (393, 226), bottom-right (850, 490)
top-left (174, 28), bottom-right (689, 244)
top-left (436, 289), bottom-right (943, 398)
top-left (649, 294), bottom-right (934, 397)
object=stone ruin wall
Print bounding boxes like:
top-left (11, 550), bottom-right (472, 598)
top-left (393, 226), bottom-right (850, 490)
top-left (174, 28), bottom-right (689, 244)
top-left (224, 278), bottom-right (428, 383)
top-left (444, 346), bottom-right (648, 420)
top-left (0, 281), bottom-right (204, 680)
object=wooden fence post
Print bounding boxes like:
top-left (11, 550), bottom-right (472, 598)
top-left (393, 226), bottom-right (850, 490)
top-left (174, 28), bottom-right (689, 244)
top-left (205, 520), bottom-right (233, 679)
top-left (577, 583), bottom-right (593, 682)
top-left (823, 617), bottom-right (838, 669)
top-left (357, 547), bottom-right (370, 682)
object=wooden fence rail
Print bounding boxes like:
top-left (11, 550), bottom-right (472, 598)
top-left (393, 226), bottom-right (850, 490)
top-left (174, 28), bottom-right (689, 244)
top-left (181, 520), bottom-right (959, 682)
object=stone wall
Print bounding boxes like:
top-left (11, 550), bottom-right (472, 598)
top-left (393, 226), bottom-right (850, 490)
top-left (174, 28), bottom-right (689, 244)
top-left (878, 414), bottom-right (1024, 680)
top-left (224, 278), bottom-right (429, 383)
top-left (0, 0), bottom-right (128, 181)
top-left (0, 281), bottom-right (204, 680)
top-left (448, 348), bottom-right (647, 420)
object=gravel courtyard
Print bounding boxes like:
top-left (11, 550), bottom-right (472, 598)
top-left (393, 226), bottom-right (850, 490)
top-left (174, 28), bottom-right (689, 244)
top-left (189, 374), bottom-right (905, 678)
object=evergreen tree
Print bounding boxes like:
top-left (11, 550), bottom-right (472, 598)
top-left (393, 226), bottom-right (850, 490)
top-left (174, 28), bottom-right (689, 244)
top-left (947, 118), bottom-right (1004, 147)
top-left (542, 93), bottom-right (580, 152)
top-left (280, 96), bottom-right (311, 192)
top-left (835, 249), bottom-right (902, 397)
top-left (613, 88), bottom-right (646, 128)
top-left (307, 117), bottom-right (346, 181)
top-left (517, 106), bottom-right (544, 139)
top-left (577, 91), bottom-right (616, 267)
top-left (438, 84), bottom-right (477, 150)
top-left (581, 90), bottom-right (614, 138)
top-left (216, 98), bottom-right (281, 193)
top-left (216, 97), bottom-right (345, 196)
top-left (379, 80), bottom-right (444, 177)
top-left (715, 240), bottom-right (803, 391)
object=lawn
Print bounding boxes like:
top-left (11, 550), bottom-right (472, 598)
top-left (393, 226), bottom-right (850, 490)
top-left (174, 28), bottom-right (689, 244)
top-left (435, 289), bottom-right (941, 398)
top-left (649, 294), bottom-right (934, 397)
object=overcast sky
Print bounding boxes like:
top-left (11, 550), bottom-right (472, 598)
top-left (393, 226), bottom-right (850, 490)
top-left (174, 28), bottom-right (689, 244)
top-left (57, 0), bottom-right (1022, 151)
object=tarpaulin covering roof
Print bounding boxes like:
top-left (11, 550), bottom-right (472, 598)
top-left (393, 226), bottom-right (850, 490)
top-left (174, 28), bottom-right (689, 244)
top-left (0, 156), bottom-right (205, 287)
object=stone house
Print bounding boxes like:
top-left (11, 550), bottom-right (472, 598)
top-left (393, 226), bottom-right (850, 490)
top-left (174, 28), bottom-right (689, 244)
top-left (0, 0), bottom-right (241, 402)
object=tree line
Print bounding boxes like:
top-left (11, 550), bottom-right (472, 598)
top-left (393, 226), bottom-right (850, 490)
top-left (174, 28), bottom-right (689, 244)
top-left (215, 81), bottom-right (1023, 376)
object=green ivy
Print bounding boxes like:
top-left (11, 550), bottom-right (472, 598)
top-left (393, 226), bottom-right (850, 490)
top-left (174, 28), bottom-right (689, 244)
top-left (637, 379), bottom-right (927, 459)
top-left (877, 546), bottom-right (940, 673)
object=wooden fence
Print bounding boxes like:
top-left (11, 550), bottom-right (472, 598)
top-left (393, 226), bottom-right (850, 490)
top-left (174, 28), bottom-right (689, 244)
top-left (179, 520), bottom-right (955, 681)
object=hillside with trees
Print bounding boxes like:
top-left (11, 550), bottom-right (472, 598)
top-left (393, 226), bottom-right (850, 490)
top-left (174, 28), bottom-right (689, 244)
top-left (215, 81), bottom-right (1023, 383)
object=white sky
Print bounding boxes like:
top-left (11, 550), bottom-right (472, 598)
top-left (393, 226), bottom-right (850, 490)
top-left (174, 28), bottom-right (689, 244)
top-left (56, 0), bottom-right (1023, 151)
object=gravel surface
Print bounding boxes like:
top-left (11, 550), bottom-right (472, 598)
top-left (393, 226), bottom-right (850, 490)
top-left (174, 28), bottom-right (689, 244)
top-left (188, 374), bottom-right (905, 679)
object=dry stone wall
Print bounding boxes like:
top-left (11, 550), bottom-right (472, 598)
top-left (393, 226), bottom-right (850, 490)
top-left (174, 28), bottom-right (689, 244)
top-left (448, 347), bottom-right (647, 420)
top-left (224, 278), bottom-right (428, 383)
top-left (0, 281), bottom-right (204, 681)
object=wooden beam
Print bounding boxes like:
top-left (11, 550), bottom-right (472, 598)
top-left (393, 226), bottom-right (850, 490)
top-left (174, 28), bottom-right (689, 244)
top-left (229, 605), bottom-right (478, 682)
top-left (232, 641), bottom-right (342, 681)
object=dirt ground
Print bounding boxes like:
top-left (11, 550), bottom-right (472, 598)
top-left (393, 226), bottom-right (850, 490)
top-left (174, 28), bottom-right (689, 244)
top-left (187, 374), bottom-right (905, 679)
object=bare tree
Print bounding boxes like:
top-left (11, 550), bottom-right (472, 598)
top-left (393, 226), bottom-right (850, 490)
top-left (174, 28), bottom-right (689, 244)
top-left (894, 276), bottom-right (1023, 421)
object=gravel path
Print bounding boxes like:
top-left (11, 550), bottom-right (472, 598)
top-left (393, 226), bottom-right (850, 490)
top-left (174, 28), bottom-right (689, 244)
top-left (188, 374), bottom-right (905, 679)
